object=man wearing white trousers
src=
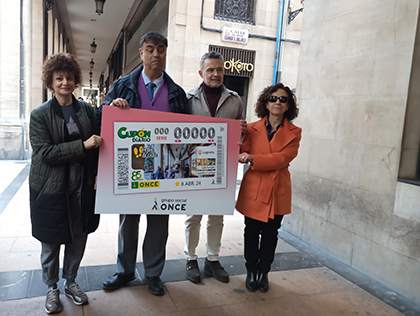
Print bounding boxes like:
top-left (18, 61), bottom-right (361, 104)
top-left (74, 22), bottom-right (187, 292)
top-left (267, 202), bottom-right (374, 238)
top-left (184, 51), bottom-right (244, 283)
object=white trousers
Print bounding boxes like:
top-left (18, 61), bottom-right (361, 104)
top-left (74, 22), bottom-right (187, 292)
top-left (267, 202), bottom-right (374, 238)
top-left (184, 214), bottom-right (224, 261)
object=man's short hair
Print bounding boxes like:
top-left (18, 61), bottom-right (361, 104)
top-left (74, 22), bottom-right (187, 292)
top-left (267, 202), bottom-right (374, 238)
top-left (200, 51), bottom-right (224, 70)
top-left (139, 31), bottom-right (168, 48)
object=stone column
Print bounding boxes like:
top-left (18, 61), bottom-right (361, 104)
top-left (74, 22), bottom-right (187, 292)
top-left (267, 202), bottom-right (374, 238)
top-left (0, 0), bottom-right (22, 159)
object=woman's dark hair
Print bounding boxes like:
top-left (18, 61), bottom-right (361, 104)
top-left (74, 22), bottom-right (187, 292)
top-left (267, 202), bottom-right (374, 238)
top-left (42, 53), bottom-right (82, 91)
top-left (255, 83), bottom-right (299, 121)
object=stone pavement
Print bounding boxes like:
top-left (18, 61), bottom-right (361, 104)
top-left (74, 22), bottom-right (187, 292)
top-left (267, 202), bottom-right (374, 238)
top-left (0, 160), bottom-right (419, 316)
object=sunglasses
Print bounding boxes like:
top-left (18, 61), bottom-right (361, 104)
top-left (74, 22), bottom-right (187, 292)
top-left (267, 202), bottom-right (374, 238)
top-left (268, 95), bottom-right (289, 103)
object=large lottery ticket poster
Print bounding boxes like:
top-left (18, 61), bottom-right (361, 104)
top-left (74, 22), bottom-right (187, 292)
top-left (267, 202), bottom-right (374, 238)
top-left (95, 106), bottom-right (242, 215)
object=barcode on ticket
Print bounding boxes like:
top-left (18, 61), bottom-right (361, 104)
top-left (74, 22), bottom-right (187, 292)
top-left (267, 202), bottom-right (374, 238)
top-left (117, 148), bottom-right (129, 189)
top-left (216, 136), bottom-right (223, 185)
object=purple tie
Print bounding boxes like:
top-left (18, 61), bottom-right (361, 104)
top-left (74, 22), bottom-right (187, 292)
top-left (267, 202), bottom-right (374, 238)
top-left (146, 82), bottom-right (156, 100)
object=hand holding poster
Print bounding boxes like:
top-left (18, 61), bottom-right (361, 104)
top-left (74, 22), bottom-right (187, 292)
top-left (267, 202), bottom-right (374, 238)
top-left (95, 106), bottom-right (241, 215)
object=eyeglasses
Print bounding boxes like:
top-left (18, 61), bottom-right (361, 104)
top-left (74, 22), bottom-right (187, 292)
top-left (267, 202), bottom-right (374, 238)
top-left (268, 95), bottom-right (288, 103)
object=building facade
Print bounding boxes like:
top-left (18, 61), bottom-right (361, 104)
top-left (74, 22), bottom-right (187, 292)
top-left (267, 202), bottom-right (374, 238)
top-left (287, 0), bottom-right (420, 304)
top-left (0, 0), bottom-right (42, 159)
top-left (0, 0), bottom-right (303, 159)
top-left (0, 0), bottom-right (74, 159)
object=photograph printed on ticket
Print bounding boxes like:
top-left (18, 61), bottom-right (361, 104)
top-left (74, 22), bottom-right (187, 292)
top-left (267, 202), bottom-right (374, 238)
top-left (114, 122), bottom-right (227, 194)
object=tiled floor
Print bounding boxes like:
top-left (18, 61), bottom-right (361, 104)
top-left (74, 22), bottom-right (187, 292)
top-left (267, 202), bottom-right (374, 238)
top-left (0, 160), bottom-right (419, 316)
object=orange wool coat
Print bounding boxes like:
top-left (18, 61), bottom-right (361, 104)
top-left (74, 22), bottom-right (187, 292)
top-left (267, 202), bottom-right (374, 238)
top-left (235, 117), bottom-right (302, 222)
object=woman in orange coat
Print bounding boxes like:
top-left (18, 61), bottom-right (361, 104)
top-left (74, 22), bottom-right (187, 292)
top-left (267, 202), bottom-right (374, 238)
top-left (236, 83), bottom-right (301, 293)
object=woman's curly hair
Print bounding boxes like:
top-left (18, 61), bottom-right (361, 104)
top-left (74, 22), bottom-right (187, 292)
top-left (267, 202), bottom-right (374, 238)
top-left (42, 53), bottom-right (82, 91)
top-left (255, 83), bottom-right (299, 121)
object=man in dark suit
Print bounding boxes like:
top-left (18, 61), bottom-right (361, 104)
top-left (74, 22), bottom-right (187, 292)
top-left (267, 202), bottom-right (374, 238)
top-left (100, 31), bottom-right (188, 296)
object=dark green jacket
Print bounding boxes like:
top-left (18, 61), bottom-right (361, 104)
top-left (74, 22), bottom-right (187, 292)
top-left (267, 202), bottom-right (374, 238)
top-left (29, 96), bottom-right (100, 244)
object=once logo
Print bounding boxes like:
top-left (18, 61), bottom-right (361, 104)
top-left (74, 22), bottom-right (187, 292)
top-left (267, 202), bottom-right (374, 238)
top-left (159, 203), bottom-right (187, 211)
top-left (132, 180), bottom-right (160, 189)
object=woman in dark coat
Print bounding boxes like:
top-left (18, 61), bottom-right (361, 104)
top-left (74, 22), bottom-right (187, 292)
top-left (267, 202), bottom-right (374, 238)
top-left (29, 53), bottom-right (102, 314)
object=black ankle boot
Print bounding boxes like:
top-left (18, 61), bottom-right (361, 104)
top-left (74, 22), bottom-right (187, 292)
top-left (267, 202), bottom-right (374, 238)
top-left (245, 270), bottom-right (258, 292)
top-left (257, 273), bottom-right (269, 292)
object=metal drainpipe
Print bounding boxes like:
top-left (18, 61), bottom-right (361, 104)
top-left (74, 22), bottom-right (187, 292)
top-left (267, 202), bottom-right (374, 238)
top-left (278, 0), bottom-right (289, 83)
top-left (19, 0), bottom-right (25, 160)
top-left (272, 0), bottom-right (287, 84)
